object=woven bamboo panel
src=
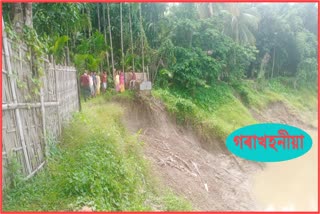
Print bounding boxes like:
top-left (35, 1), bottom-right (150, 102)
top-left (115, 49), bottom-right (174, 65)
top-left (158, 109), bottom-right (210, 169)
top-left (2, 35), bottom-right (80, 188)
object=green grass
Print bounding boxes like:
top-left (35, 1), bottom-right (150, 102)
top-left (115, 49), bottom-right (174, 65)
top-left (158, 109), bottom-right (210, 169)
top-left (3, 95), bottom-right (192, 211)
top-left (153, 79), bottom-right (317, 141)
top-left (153, 87), bottom-right (257, 141)
top-left (268, 78), bottom-right (317, 112)
top-left (231, 80), bottom-right (283, 110)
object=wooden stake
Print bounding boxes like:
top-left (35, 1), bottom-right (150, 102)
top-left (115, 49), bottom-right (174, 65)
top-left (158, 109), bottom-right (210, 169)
top-left (2, 18), bottom-right (32, 175)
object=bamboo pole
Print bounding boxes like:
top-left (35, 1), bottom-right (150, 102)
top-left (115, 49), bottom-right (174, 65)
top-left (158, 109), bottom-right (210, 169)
top-left (2, 101), bottom-right (59, 110)
top-left (76, 69), bottom-right (82, 112)
top-left (40, 82), bottom-right (47, 156)
top-left (25, 161), bottom-right (45, 180)
top-left (2, 17), bottom-right (32, 175)
top-left (53, 57), bottom-right (62, 136)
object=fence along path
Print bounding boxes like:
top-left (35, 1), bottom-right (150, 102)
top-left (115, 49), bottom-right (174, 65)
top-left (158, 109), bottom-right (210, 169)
top-left (2, 20), bottom-right (80, 187)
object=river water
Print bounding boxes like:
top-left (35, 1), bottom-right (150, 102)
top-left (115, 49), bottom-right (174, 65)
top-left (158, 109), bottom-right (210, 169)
top-left (252, 129), bottom-right (318, 211)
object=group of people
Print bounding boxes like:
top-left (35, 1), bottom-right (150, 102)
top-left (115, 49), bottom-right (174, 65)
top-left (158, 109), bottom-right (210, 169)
top-left (114, 70), bottom-right (136, 92)
top-left (80, 71), bottom-right (108, 101)
top-left (80, 69), bottom-right (137, 101)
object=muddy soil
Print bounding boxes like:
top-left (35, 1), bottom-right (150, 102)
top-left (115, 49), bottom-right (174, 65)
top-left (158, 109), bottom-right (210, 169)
top-left (250, 102), bottom-right (318, 211)
top-left (117, 95), bottom-right (317, 211)
top-left (118, 95), bottom-right (261, 211)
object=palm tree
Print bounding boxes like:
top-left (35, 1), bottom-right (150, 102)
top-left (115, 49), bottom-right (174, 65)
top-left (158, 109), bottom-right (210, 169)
top-left (102, 4), bottom-right (107, 44)
top-left (107, 4), bottom-right (115, 78)
top-left (222, 4), bottom-right (259, 45)
top-left (120, 3), bottom-right (124, 72)
top-left (139, 3), bottom-right (145, 74)
top-left (102, 4), bottom-right (111, 76)
top-left (129, 4), bottom-right (135, 71)
top-left (97, 3), bottom-right (101, 32)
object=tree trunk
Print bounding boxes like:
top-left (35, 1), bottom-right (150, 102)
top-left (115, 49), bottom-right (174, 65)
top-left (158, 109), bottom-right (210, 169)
top-left (24, 3), bottom-right (32, 28)
top-left (87, 7), bottom-right (91, 38)
top-left (103, 4), bottom-right (107, 44)
top-left (102, 4), bottom-right (110, 75)
top-left (271, 47), bottom-right (275, 78)
top-left (107, 4), bottom-right (115, 79)
top-left (12, 3), bottom-right (24, 34)
top-left (139, 3), bottom-right (145, 74)
top-left (129, 4), bottom-right (135, 71)
top-left (106, 52), bottom-right (110, 76)
top-left (97, 3), bottom-right (101, 32)
top-left (120, 3), bottom-right (124, 72)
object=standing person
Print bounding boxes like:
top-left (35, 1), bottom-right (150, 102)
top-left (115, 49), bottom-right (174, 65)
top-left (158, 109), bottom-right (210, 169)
top-left (115, 71), bottom-right (120, 92)
top-left (88, 72), bottom-right (94, 97)
top-left (120, 70), bottom-right (125, 93)
top-left (80, 71), bottom-right (90, 101)
top-left (96, 72), bottom-right (101, 95)
top-left (129, 70), bottom-right (136, 89)
top-left (92, 72), bottom-right (97, 97)
top-left (101, 71), bottom-right (107, 93)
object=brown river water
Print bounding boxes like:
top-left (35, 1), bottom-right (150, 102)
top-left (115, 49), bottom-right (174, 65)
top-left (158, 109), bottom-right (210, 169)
top-left (252, 129), bottom-right (318, 211)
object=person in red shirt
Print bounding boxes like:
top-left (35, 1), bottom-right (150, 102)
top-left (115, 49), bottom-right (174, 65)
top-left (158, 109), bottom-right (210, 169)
top-left (129, 70), bottom-right (136, 89)
top-left (80, 71), bottom-right (90, 101)
top-left (101, 71), bottom-right (107, 93)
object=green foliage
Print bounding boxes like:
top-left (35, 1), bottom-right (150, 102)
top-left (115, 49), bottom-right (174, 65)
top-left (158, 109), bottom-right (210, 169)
top-left (32, 3), bottom-right (89, 38)
top-left (268, 77), bottom-right (317, 112)
top-left (153, 88), bottom-right (257, 141)
top-left (3, 98), bottom-right (191, 212)
top-left (74, 54), bottom-right (100, 73)
top-left (4, 24), bottom-right (46, 100)
top-left (4, 152), bottom-right (25, 190)
top-left (161, 191), bottom-right (192, 211)
top-left (156, 69), bottom-right (173, 88)
top-left (50, 35), bottom-right (69, 64)
top-left (169, 47), bottom-right (222, 92)
top-left (296, 58), bottom-right (317, 87)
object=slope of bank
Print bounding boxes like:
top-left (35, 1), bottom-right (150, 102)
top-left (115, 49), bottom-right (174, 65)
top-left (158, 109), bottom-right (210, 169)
top-left (152, 79), bottom-right (317, 142)
top-left (3, 94), bottom-right (192, 212)
top-left (147, 80), bottom-right (317, 211)
top-left (3, 81), bottom-right (316, 211)
top-left (120, 94), bottom-right (260, 210)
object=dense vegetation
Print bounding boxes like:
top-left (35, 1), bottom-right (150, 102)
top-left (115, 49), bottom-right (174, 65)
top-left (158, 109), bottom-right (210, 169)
top-left (2, 3), bottom-right (317, 211)
top-left (3, 94), bottom-right (192, 211)
top-left (3, 3), bottom-right (317, 89)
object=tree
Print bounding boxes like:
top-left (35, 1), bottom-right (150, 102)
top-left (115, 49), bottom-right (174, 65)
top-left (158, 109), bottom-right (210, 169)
top-left (107, 4), bottom-right (115, 77)
top-left (120, 3), bottom-right (124, 72)
top-left (222, 4), bottom-right (259, 45)
top-left (24, 3), bottom-right (33, 28)
top-left (139, 3), bottom-right (145, 73)
top-left (12, 3), bottom-right (33, 34)
top-left (128, 3), bottom-right (135, 71)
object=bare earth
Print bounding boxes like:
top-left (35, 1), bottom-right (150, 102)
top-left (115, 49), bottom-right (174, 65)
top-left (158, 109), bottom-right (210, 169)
top-left (117, 96), bottom-right (317, 211)
top-left (119, 96), bottom-right (260, 211)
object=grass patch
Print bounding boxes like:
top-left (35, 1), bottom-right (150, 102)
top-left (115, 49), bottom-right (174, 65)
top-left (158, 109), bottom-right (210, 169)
top-left (3, 95), bottom-right (192, 211)
top-left (153, 78), bottom-right (316, 141)
top-left (231, 80), bottom-right (283, 110)
top-left (268, 78), bottom-right (317, 112)
top-left (153, 87), bottom-right (257, 141)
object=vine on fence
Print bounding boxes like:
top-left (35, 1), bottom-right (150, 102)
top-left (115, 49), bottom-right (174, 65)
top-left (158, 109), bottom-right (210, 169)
top-left (5, 25), bottom-right (46, 100)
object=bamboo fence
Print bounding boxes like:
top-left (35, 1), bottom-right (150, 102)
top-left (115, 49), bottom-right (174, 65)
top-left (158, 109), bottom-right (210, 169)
top-left (2, 20), bottom-right (80, 188)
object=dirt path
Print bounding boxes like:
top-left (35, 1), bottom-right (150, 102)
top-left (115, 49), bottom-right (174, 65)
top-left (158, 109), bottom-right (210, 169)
top-left (118, 96), bottom-right (261, 211)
